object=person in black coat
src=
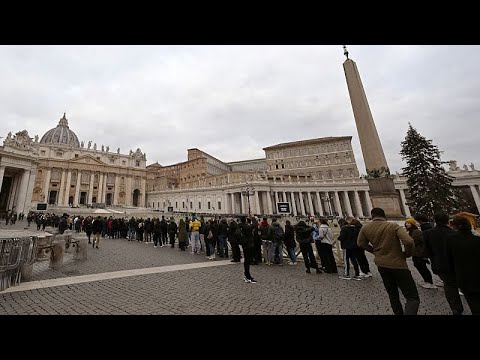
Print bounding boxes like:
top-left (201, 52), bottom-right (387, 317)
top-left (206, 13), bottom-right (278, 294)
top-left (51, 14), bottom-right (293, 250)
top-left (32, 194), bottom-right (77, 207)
top-left (295, 221), bottom-right (321, 274)
top-left (424, 212), bottom-right (462, 314)
top-left (338, 219), bottom-right (360, 279)
top-left (91, 216), bottom-right (103, 249)
top-left (284, 220), bottom-right (297, 265)
top-left (239, 217), bottom-right (256, 283)
top-left (446, 215), bottom-right (480, 315)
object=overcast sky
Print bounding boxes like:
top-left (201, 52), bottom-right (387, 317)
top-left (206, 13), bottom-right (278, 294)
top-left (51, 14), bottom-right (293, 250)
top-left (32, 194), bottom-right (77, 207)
top-left (1, 45), bottom-right (478, 173)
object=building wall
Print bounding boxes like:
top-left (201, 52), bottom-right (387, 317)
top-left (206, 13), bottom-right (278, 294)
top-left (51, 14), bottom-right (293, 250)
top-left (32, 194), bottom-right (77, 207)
top-left (264, 137), bottom-right (359, 179)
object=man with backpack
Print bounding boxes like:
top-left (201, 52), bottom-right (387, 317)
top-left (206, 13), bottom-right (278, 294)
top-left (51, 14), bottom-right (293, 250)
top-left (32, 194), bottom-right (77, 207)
top-left (271, 218), bottom-right (285, 265)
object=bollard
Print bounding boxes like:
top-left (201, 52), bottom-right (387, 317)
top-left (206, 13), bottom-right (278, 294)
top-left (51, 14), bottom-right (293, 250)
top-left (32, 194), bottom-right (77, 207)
top-left (73, 238), bottom-right (88, 260)
top-left (49, 239), bottom-right (65, 269)
top-left (64, 234), bottom-right (73, 254)
top-left (21, 264), bottom-right (34, 282)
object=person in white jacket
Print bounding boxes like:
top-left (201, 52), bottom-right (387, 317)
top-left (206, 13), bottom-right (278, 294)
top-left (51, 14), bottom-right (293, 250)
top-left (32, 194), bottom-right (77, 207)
top-left (317, 219), bottom-right (338, 273)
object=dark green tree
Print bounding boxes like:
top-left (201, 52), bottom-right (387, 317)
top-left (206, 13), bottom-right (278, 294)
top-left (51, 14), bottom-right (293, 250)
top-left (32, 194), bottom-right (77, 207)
top-left (400, 123), bottom-right (463, 218)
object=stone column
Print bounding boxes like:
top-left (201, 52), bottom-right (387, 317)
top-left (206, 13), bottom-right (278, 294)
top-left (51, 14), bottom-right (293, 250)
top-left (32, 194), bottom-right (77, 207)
top-left (88, 173), bottom-right (94, 204)
top-left (274, 191), bottom-right (279, 213)
top-left (141, 177), bottom-right (146, 207)
top-left (299, 192), bottom-right (306, 216)
top-left (365, 190), bottom-right (373, 216)
top-left (43, 168), bottom-right (51, 202)
top-left (15, 170), bottom-right (31, 213)
top-left (316, 192), bottom-right (324, 216)
top-left (353, 190), bottom-right (365, 218)
top-left (63, 170), bottom-right (72, 206)
top-left (469, 185), bottom-right (480, 213)
top-left (73, 171), bottom-right (81, 206)
top-left (231, 193), bottom-right (235, 214)
top-left (343, 191), bottom-right (353, 217)
top-left (58, 170), bottom-right (66, 205)
top-left (7, 174), bottom-right (19, 210)
top-left (283, 191), bottom-right (287, 204)
top-left (334, 191), bottom-right (342, 216)
top-left (290, 192), bottom-right (298, 216)
top-left (101, 173), bottom-right (107, 203)
top-left (97, 173), bottom-right (104, 204)
top-left (24, 169), bottom-right (36, 211)
top-left (254, 191), bottom-right (260, 215)
top-left (113, 175), bottom-right (120, 206)
top-left (0, 165), bottom-right (5, 193)
top-left (398, 188), bottom-right (411, 217)
top-left (240, 191), bottom-right (245, 214)
top-left (307, 191), bottom-right (314, 216)
top-left (266, 190), bottom-right (273, 215)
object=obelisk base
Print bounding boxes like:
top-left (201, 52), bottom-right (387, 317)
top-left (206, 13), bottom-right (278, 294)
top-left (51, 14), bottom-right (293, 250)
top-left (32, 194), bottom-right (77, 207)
top-left (367, 178), bottom-right (404, 218)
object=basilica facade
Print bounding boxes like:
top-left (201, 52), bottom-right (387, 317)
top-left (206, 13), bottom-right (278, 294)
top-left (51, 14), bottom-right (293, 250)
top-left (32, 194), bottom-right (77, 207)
top-left (0, 114), bottom-right (147, 214)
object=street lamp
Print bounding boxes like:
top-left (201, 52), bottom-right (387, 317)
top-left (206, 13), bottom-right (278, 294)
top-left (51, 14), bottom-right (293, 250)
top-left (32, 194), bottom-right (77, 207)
top-left (241, 183), bottom-right (255, 218)
top-left (322, 193), bottom-right (333, 217)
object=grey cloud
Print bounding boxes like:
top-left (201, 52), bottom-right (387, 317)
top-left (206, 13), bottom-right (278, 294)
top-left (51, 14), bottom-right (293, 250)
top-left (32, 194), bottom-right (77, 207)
top-left (1, 45), bottom-right (479, 172)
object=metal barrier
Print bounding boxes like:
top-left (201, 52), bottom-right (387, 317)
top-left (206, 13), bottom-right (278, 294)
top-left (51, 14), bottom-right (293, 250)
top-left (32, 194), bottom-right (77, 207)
top-left (0, 236), bottom-right (38, 292)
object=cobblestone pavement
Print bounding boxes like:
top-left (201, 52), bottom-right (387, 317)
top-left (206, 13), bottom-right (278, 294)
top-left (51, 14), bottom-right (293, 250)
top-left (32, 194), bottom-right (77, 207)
top-left (0, 221), bottom-right (472, 315)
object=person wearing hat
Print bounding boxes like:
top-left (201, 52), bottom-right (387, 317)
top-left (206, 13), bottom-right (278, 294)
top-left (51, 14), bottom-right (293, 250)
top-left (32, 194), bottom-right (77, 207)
top-left (405, 217), bottom-right (436, 289)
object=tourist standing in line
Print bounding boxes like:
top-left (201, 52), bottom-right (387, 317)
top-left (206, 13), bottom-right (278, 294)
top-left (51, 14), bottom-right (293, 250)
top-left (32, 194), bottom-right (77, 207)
top-left (284, 220), bottom-right (297, 265)
top-left (347, 218), bottom-right (372, 277)
top-left (178, 219), bottom-right (187, 251)
top-left (424, 212), bottom-right (462, 315)
top-left (357, 208), bottom-right (419, 315)
top-left (405, 217), bottom-right (436, 289)
top-left (446, 215), bottom-right (480, 315)
top-left (295, 220), bottom-right (321, 274)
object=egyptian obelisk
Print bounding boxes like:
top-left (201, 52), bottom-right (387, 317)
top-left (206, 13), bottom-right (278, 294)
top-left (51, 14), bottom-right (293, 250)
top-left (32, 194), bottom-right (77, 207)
top-left (342, 46), bottom-right (403, 218)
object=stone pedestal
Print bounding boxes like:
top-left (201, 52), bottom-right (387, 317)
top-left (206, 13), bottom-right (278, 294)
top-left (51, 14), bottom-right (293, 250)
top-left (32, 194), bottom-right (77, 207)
top-left (49, 239), bottom-right (65, 269)
top-left (368, 177), bottom-right (403, 218)
top-left (73, 238), bottom-right (88, 261)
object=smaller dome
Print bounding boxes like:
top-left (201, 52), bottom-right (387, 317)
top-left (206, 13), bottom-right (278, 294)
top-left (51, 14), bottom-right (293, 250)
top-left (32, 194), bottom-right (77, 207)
top-left (39, 113), bottom-right (81, 148)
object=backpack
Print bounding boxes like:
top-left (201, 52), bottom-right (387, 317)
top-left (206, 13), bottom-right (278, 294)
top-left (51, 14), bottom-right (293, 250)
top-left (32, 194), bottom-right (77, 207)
top-left (273, 225), bottom-right (284, 242)
top-left (234, 226), bottom-right (246, 245)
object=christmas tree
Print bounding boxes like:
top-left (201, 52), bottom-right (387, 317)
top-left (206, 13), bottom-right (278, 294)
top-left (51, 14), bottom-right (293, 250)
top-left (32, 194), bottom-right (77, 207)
top-left (400, 123), bottom-right (462, 218)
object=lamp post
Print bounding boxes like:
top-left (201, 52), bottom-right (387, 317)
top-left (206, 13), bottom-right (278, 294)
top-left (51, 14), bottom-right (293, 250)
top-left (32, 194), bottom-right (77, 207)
top-left (241, 183), bottom-right (255, 218)
top-left (322, 193), bottom-right (333, 217)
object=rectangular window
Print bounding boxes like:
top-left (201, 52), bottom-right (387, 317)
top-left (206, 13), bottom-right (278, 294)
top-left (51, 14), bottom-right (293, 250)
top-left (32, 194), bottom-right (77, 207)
top-left (122, 161), bottom-right (126, 165)
top-left (41, 150), bottom-right (46, 155)
top-left (108, 187), bottom-right (112, 191)
top-left (190, 202), bottom-right (192, 209)
top-left (218, 201), bottom-right (221, 210)
top-left (198, 202), bottom-right (201, 209)
top-left (182, 201), bottom-right (185, 208)
top-left (176, 202), bottom-right (178, 208)
top-left (94, 186), bottom-right (97, 190)
top-left (56, 152), bottom-right (63, 157)
top-left (74, 154), bottom-right (79, 158)
top-left (97, 157), bottom-right (100, 160)
top-left (52, 184), bottom-right (57, 187)
top-left (71, 185), bottom-right (75, 188)
top-left (136, 161), bottom-right (140, 167)
top-left (208, 201), bottom-right (211, 210)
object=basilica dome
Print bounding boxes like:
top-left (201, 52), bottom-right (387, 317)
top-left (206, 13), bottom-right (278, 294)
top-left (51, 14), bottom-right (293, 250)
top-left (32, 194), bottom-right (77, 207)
top-left (39, 113), bottom-right (81, 148)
